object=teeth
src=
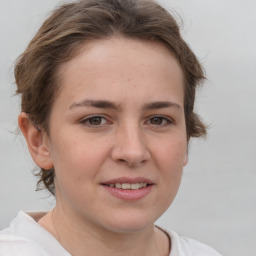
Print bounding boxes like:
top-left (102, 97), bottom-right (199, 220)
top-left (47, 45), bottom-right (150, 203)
top-left (116, 183), bottom-right (122, 189)
top-left (122, 183), bottom-right (131, 189)
top-left (107, 183), bottom-right (148, 189)
top-left (131, 183), bottom-right (140, 189)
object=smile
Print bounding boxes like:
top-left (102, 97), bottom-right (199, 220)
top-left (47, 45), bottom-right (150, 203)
top-left (106, 183), bottom-right (148, 190)
top-left (102, 178), bottom-right (154, 201)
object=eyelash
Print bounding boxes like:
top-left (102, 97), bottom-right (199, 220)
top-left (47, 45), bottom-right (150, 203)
top-left (80, 115), bottom-right (174, 129)
top-left (146, 115), bottom-right (173, 127)
top-left (80, 115), bottom-right (109, 127)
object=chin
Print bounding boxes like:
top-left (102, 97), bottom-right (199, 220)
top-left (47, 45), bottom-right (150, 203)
top-left (99, 212), bottom-right (157, 234)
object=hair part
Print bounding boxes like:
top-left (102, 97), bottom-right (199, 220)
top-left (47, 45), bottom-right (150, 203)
top-left (15, 0), bottom-right (207, 195)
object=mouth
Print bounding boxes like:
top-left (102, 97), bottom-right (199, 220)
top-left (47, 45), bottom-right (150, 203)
top-left (103, 182), bottom-right (149, 190)
top-left (101, 177), bottom-right (154, 200)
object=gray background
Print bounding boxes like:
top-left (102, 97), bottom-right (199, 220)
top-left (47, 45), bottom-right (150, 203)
top-left (0, 0), bottom-right (255, 255)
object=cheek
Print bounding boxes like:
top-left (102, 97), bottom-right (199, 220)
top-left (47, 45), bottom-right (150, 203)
top-left (154, 135), bottom-right (187, 165)
top-left (51, 136), bottom-right (104, 206)
top-left (150, 140), bottom-right (185, 216)
top-left (49, 134), bottom-right (104, 187)
top-left (51, 129), bottom-right (106, 166)
top-left (154, 137), bottom-right (186, 186)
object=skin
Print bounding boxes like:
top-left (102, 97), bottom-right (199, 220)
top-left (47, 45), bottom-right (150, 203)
top-left (19, 37), bottom-right (188, 256)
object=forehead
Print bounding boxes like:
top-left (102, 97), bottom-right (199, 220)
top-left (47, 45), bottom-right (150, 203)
top-left (54, 37), bottom-right (184, 107)
top-left (59, 36), bottom-right (183, 79)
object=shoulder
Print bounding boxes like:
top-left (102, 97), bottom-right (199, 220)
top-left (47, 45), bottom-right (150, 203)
top-left (177, 235), bottom-right (223, 256)
top-left (0, 234), bottom-right (49, 256)
top-left (157, 226), bottom-right (223, 256)
top-left (0, 212), bottom-right (49, 255)
top-left (0, 211), bottom-right (70, 256)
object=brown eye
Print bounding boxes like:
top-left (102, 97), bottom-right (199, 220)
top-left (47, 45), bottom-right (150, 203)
top-left (147, 116), bottom-right (172, 127)
top-left (88, 117), bottom-right (102, 125)
top-left (150, 117), bottom-right (164, 125)
top-left (81, 116), bottom-right (108, 127)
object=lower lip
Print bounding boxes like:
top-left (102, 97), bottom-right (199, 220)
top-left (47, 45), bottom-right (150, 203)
top-left (103, 185), bottom-right (153, 201)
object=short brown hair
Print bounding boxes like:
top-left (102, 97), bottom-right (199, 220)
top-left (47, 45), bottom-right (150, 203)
top-left (15, 0), bottom-right (206, 195)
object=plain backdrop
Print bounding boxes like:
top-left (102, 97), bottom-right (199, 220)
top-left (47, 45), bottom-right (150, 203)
top-left (0, 0), bottom-right (255, 255)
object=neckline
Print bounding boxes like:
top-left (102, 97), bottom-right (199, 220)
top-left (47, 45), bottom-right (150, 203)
top-left (24, 212), bottom-right (175, 256)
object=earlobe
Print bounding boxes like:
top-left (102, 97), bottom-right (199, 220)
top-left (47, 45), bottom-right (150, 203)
top-left (183, 152), bottom-right (188, 166)
top-left (18, 112), bottom-right (53, 170)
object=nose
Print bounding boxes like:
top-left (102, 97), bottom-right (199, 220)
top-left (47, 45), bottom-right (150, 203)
top-left (110, 124), bottom-right (151, 167)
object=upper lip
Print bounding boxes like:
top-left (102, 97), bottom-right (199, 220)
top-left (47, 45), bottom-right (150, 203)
top-left (102, 177), bottom-right (154, 185)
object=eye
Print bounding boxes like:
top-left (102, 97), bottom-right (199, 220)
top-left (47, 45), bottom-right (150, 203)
top-left (147, 116), bottom-right (173, 126)
top-left (81, 116), bottom-right (108, 127)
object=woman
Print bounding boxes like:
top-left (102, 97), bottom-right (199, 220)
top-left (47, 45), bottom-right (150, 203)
top-left (0, 0), bottom-right (223, 255)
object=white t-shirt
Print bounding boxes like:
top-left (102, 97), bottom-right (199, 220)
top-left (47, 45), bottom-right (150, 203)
top-left (0, 211), bottom-right (223, 256)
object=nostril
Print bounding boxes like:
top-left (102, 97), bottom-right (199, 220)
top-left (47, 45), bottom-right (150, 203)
top-left (110, 141), bottom-right (151, 167)
top-left (117, 158), bottom-right (130, 165)
top-left (116, 157), bottom-right (148, 167)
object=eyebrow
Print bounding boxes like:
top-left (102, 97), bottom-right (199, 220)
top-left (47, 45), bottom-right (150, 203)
top-left (69, 99), bottom-right (119, 110)
top-left (69, 99), bottom-right (181, 111)
top-left (142, 101), bottom-right (181, 111)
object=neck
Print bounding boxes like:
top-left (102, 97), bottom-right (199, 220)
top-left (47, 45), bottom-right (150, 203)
top-left (41, 207), bottom-right (160, 256)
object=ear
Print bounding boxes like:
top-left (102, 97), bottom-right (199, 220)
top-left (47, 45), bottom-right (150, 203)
top-left (18, 112), bottom-right (53, 170)
top-left (183, 152), bottom-right (188, 166)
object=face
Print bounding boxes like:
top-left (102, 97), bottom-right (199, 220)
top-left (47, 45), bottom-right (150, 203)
top-left (45, 37), bottom-right (187, 233)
